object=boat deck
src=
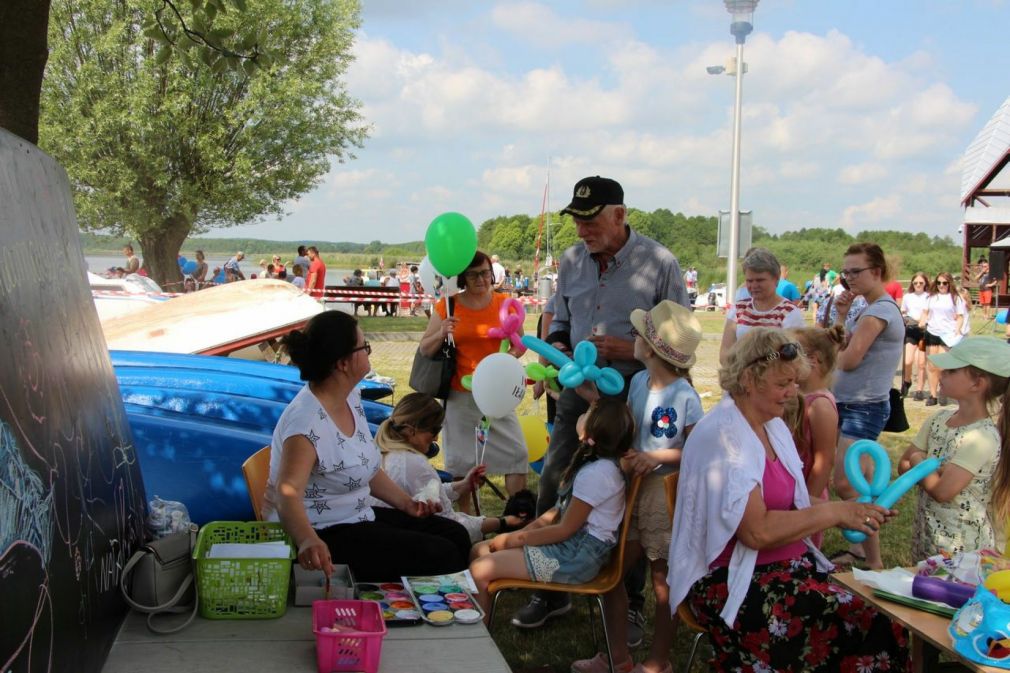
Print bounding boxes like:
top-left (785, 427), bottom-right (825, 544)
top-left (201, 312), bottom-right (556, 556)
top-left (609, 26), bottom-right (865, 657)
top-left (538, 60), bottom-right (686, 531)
top-left (103, 603), bottom-right (512, 673)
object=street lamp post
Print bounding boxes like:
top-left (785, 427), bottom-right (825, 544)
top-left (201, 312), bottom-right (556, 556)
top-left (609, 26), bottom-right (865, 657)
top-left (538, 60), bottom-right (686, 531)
top-left (723, 0), bottom-right (758, 305)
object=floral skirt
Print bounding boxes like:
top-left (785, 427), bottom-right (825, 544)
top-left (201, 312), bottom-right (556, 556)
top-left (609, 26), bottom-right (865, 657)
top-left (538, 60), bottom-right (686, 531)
top-left (688, 554), bottom-right (909, 673)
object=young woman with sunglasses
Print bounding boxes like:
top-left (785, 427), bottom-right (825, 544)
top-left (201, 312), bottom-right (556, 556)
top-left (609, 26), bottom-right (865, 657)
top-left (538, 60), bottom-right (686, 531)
top-left (900, 272), bottom-right (931, 401)
top-left (374, 392), bottom-right (530, 543)
top-left (418, 250), bottom-right (529, 512)
top-left (265, 311), bottom-right (472, 581)
top-left (919, 272), bottom-right (967, 406)
top-left (668, 327), bottom-right (907, 672)
top-left (828, 243), bottom-right (905, 570)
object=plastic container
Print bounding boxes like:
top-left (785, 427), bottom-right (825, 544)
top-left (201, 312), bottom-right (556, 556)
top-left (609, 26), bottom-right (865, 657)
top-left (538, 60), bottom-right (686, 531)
top-left (313, 600), bottom-right (388, 673)
top-left (912, 575), bottom-right (976, 608)
top-left (193, 521), bottom-right (294, 619)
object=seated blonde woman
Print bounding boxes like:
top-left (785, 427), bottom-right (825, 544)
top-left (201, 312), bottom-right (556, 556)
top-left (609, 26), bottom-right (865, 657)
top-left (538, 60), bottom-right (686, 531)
top-left (667, 327), bottom-right (908, 672)
top-left (374, 392), bottom-right (529, 543)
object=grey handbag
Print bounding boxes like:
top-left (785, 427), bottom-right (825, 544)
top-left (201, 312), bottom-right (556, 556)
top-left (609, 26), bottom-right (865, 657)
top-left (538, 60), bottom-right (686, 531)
top-left (120, 525), bottom-right (198, 634)
top-left (409, 297), bottom-right (455, 399)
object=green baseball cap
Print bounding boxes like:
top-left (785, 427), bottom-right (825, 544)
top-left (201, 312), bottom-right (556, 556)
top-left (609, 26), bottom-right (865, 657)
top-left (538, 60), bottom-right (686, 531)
top-left (928, 337), bottom-right (1010, 378)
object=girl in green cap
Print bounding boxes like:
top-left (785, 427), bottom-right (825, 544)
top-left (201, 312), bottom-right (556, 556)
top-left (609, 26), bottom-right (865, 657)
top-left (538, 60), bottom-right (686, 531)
top-left (898, 336), bottom-right (1010, 559)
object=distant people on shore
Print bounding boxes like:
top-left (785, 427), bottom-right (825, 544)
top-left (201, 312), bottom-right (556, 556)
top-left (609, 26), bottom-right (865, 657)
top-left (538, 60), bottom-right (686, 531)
top-left (290, 263), bottom-right (306, 290)
top-left (293, 246), bottom-right (310, 277)
top-left (123, 244), bottom-right (141, 274)
top-left (306, 246), bottom-right (326, 299)
top-left (224, 251), bottom-right (246, 282)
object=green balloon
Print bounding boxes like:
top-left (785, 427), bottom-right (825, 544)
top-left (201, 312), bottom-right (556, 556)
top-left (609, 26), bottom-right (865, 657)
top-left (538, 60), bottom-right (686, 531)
top-left (425, 212), bottom-right (478, 277)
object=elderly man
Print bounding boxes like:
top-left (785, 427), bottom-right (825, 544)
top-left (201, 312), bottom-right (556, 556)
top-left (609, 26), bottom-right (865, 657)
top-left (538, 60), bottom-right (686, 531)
top-left (512, 176), bottom-right (689, 638)
top-left (223, 251), bottom-right (245, 282)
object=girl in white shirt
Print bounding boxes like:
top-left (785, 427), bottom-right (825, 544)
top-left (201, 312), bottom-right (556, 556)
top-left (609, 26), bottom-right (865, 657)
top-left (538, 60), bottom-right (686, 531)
top-left (920, 272), bottom-right (967, 406)
top-left (900, 272), bottom-right (930, 400)
top-left (470, 398), bottom-right (632, 621)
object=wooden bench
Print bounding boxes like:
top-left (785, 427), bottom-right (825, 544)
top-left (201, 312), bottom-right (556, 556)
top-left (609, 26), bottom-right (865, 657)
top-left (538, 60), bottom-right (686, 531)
top-left (323, 285), bottom-right (406, 315)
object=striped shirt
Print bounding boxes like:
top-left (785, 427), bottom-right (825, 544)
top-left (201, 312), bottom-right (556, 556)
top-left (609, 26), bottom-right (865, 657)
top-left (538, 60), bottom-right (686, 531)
top-left (726, 298), bottom-right (805, 338)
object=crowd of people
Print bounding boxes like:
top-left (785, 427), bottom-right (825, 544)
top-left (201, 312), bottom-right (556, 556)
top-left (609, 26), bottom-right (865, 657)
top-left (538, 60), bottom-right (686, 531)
top-left (251, 175), bottom-right (1010, 673)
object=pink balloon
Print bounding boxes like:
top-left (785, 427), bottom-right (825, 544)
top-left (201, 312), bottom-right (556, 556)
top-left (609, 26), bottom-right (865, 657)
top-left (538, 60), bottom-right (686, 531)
top-left (488, 298), bottom-right (526, 354)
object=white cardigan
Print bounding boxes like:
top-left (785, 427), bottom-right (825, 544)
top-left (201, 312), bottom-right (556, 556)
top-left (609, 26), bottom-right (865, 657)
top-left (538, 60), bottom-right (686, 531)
top-left (666, 396), bottom-right (831, 625)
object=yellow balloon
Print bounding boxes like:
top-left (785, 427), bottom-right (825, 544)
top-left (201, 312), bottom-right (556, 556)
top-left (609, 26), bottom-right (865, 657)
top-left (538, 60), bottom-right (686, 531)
top-left (518, 415), bottom-right (549, 463)
top-left (985, 570), bottom-right (1010, 593)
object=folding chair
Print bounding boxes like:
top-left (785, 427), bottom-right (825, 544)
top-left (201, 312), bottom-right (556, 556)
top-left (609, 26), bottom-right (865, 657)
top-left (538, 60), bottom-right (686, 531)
top-left (242, 445), bottom-right (271, 521)
top-left (664, 472), bottom-right (710, 673)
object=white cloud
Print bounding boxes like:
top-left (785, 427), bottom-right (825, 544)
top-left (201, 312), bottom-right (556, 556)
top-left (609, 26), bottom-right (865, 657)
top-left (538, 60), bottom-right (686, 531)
top-left (838, 163), bottom-right (888, 185)
top-left (226, 7), bottom-right (987, 244)
top-left (840, 195), bottom-right (903, 230)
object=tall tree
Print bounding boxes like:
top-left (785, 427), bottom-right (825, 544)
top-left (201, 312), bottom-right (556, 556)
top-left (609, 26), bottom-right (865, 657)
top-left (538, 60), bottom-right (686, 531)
top-left (40, 0), bottom-right (368, 286)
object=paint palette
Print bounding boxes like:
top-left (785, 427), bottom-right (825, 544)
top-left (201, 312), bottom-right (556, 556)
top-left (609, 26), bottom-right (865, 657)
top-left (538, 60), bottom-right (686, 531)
top-left (354, 581), bottom-right (423, 627)
top-left (401, 575), bottom-right (485, 626)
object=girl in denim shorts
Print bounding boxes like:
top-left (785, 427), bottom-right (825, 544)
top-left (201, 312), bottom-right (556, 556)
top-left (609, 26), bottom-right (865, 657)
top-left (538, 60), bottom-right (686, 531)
top-left (469, 398), bottom-right (633, 621)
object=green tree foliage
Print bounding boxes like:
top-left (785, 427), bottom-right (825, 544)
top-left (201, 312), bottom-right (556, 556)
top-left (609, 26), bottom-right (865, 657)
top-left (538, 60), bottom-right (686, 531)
top-left (42, 0), bottom-right (368, 286)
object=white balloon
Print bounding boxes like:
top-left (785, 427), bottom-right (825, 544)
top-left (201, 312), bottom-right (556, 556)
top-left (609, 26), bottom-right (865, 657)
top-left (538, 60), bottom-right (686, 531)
top-left (471, 353), bottom-right (526, 418)
top-left (418, 255), bottom-right (458, 300)
top-left (418, 256), bottom-right (438, 295)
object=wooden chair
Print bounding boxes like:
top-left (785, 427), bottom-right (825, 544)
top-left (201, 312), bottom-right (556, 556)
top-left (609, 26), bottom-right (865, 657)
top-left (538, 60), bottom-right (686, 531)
top-left (242, 445), bottom-right (271, 521)
top-left (486, 476), bottom-right (642, 673)
top-left (664, 472), bottom-right (709, 673)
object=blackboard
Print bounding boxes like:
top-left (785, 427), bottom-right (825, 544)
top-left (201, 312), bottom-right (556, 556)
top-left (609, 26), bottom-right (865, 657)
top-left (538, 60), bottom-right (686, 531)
top-left (0, 129), bottom-right (147, 673)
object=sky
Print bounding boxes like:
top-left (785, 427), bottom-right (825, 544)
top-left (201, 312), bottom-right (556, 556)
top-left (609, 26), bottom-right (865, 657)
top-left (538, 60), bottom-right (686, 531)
top-left (214, 0), bottom-right (1010, 245)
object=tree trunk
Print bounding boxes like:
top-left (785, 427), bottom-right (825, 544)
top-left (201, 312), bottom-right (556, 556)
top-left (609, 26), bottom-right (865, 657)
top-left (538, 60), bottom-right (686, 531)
top-left (138, 215), bottom-right (190, 290)
top-left (0, 0), bottom-right (50, 144)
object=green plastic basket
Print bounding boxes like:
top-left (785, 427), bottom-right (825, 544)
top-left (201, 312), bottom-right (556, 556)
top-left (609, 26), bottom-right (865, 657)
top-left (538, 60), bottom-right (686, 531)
top-left (193, 521), bottom-right (294, 619)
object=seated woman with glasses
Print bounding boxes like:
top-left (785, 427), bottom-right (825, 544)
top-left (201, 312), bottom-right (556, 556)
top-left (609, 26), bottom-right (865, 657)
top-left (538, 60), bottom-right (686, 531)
top-left (668, 327), bottom-right (908, 673)
top-left (373, 392), bottom-right (531, 543)
top-left (826, 242), bottom-right (905, 571)
top-left (264, 311), bottom-right (472, 581)
top-left (719, 247), bottom-right (806, 366)
top-left (418, 250), bottom-right (529, 513)
top-left (919, 272), bottom-right (968, 406)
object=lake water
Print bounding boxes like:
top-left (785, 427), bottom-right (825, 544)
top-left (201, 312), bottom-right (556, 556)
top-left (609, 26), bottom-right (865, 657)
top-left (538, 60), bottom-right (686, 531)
top-left (84, 255), bottom-right (354, 287)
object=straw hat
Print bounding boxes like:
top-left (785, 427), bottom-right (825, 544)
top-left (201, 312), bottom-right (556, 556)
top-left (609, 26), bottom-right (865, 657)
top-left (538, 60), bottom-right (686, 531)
top-left (629, 300), bottom-right (702, 368)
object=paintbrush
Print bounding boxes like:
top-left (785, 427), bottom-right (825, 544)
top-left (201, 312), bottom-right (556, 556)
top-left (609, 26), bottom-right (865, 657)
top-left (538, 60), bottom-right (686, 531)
top-left (324, 573), bottom-right (331, 600)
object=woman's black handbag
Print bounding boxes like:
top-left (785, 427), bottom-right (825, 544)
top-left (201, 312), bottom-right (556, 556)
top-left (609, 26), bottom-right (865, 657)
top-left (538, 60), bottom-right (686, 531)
top-left (409, 298), bottom-right (455, 399)
top-left (883, 387), bottom-right (909, 433)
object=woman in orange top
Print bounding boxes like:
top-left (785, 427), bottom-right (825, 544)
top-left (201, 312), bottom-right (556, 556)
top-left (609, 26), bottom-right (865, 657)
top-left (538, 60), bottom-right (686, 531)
top-left (419, 251), bottom-right (529, 513)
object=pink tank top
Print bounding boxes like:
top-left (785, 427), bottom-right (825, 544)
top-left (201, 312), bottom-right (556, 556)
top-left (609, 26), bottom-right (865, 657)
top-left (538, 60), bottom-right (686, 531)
top-left (711, 456), bottom-right (809, 568)
top-left (795, 391), bottom-right (837, 482)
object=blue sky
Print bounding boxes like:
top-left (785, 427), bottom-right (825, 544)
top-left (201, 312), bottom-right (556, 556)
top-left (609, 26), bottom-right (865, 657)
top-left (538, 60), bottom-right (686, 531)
top-left (216, 0), bottom-right (1010, 245)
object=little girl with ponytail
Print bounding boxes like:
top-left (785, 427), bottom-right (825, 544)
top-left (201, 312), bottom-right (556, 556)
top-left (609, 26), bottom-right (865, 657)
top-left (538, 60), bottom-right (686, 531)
top-left (469, 398), bottom-right (634, 620)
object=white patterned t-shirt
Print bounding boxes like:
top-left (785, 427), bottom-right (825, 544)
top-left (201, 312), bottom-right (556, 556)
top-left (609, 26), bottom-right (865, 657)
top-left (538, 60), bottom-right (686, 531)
top-left (266, 386), bottom-right (380, 527)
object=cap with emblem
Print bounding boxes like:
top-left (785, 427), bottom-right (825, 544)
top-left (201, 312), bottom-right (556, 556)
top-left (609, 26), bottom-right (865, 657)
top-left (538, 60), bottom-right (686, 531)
top-left (560, 176), bottom-right (624, 219)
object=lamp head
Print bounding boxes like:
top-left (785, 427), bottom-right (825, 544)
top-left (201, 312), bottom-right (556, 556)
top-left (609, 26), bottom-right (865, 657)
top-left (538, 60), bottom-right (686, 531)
top-left (725, 0), bottom-right (758, 43)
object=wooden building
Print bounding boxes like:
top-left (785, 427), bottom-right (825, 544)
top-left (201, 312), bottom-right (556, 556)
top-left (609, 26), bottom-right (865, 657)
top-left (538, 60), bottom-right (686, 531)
top-left (961, 95), bottom-right (1010, 307)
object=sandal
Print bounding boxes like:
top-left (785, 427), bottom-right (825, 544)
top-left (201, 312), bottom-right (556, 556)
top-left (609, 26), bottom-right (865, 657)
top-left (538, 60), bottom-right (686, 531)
top-left (828, 549), bottom-right (866, 569)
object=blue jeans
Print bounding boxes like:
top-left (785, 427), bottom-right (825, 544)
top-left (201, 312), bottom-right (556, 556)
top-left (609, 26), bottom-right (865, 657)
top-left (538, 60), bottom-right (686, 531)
top-left (837, 399), bottom-right (890, 441)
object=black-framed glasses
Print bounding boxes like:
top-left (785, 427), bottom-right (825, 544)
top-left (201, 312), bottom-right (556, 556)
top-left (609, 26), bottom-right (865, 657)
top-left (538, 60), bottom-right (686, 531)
top-left (350, 341), bottom-right (371, 355)
top-left (745, 342), bottom-right (802, 369)
top-left (463, 269), bottom-right (493, 281)
top-left (937, 281), bottom-right (950, 287)
top-left (841, 267), bottom-right (872, 279)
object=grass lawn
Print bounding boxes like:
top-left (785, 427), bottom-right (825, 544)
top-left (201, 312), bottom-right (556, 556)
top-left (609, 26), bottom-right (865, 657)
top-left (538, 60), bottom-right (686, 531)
top-left (361, 305), bottom-right (1001, 673)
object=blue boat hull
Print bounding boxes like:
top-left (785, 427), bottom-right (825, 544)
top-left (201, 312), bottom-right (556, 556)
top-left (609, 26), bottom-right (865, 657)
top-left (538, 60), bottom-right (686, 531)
top-left (113, 352), bottom-right (393, 523)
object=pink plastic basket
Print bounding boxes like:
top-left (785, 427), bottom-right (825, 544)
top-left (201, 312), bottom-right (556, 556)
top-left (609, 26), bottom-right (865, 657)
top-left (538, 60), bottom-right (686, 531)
top-left (312, 600), bottom-right (388, 673)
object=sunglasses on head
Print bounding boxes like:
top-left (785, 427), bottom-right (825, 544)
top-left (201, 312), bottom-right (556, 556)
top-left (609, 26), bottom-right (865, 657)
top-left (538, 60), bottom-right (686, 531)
top-left (745, 342), bottom-right (802, 370)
